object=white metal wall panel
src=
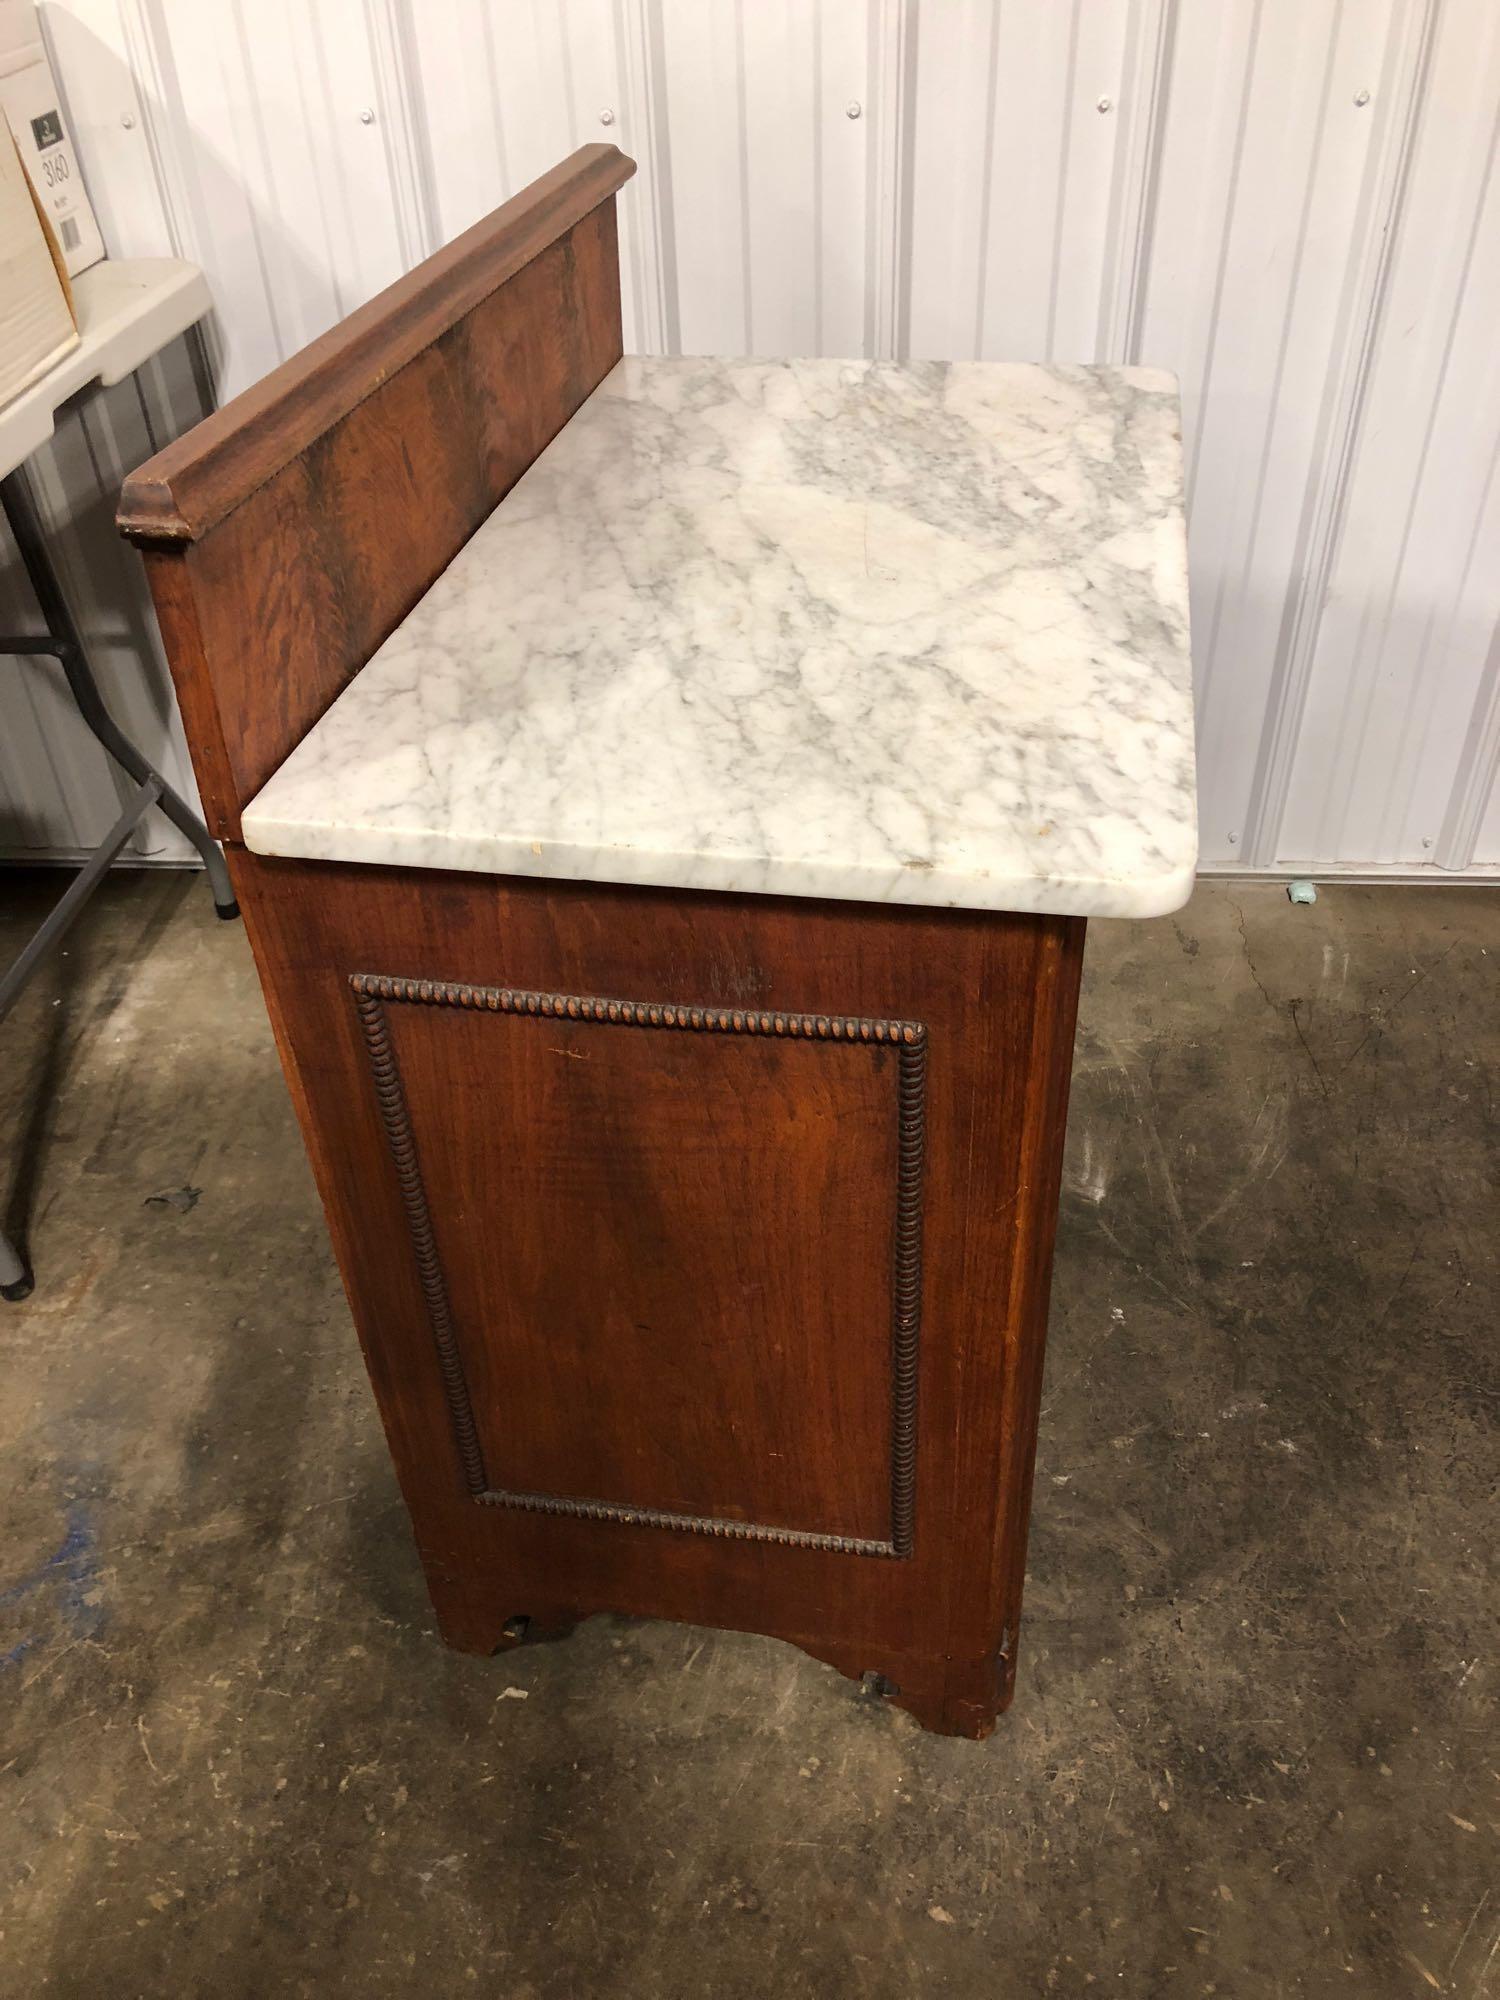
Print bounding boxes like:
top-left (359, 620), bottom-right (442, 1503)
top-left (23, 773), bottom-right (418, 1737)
top-left (401, 0), bottom-right (670, 353)
top-left (906, 0), bottom-right (1138, 364)
top-left (656, 0), bottom-right (875, 358)
top-left (1135, 0), bottom-right (1417, 866)
top-left (1278, 0), bottom-right (1500, 869)
top-left (1474, 766), bottom-right (1500, 865)
top-left (7, 0), bottom-right (1500, 878)
top-left (119, 0), bottom-right (409, 398)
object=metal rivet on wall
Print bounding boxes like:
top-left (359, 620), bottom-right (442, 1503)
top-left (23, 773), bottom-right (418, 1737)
top-left (846, 100), bottom-right (862, 119)
top-left (120, 112), bottom-right (135, 129)
top-left (1097, 96), bottom-right (1113, 114)
top-left (599, 108), bottom-right (615, 126)
top-left (1227, 831), bottom-right (1239, 845)
top-left (358, 107), bottom-right (375, 124)
top-left (1354, 89), bottom-right (1371, 107)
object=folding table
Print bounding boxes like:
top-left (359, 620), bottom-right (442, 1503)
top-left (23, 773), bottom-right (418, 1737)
top-left (1, 257), bottom-right (237, 1300)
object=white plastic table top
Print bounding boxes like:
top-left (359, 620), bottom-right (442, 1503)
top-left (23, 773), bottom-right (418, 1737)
top-left (0, 257), bottom-right (211, 480)
top-left (245, 357), bottom-right (1199, 921)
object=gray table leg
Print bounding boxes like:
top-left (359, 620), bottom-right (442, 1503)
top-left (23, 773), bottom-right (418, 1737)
top-left (2, 441), bottom-right (241, 1299)
top-left (0, 1227), bottom-right (30, 1301)
top-left (0, 464), bottom-right (238, 916)
top-left (0, 775), bottom-right (162, 1024)
top-left (0, 775), bottom-right (164, 1302)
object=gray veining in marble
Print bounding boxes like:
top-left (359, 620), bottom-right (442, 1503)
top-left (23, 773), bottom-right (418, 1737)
top-left (242, 357), bottom-right (1196, 918)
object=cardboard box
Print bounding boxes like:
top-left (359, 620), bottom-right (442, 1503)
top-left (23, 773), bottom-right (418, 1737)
top-left (0, 120), bottom-right (76, 412)
top-left (0, 0), bottom-right (103, 277)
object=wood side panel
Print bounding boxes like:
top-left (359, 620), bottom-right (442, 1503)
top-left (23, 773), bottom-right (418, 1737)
top-left (122, 176), bottom-right (626, 838)
top-left (380, 995), bottom-right (903, 1545)
top-left (137, 546), bottom-right (237, 841)
top-left (941, 916), bottom-right (1086, 1733)
top-left (228, 850), bottom-right (1081, 1737)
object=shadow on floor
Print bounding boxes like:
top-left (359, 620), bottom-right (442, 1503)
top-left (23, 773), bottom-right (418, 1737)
top-left (0, 871), bottom-right (1495, 1998)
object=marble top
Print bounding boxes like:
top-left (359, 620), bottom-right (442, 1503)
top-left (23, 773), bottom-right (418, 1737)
top-left (243, 357), bottom-right (1196, 918)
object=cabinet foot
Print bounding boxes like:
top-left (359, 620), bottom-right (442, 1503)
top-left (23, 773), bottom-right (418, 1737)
top-left (791, 1636), bottom-right (1013, 1741)
top-left (427, 1584), bottom-right (1012, 1738)
top-left (428, 1578), bottom-right (579, 1657)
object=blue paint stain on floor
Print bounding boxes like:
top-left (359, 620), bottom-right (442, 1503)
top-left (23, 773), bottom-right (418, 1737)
top-left (0, 1498), bottom-right (106, 1671)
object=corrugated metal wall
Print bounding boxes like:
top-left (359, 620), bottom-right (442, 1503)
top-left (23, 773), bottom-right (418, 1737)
top-left (4, 0), bottom-right (1497, 877)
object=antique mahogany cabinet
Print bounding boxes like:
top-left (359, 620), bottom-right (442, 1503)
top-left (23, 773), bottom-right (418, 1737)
top-left (119, 147), bottom-right (1195, 1738)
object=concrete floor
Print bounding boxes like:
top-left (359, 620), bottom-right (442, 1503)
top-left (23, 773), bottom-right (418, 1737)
top-left (0, 871), bottom-right (1494, 1998)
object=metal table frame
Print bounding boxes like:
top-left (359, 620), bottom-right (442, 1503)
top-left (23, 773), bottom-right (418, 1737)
top-left (2, 336), bottom-right (237, 1300)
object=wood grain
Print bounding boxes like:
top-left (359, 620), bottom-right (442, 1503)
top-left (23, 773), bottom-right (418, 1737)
top-left (121, 153), bottom-right (630, 839)
top-left (350, 972), bottom-right (926, 1555)
top-left (230, 851), bottom-right (1085, 1738)
top-left (121, 149), bottom-right (1090, 1737)
top-left (117, 144), bottom-right (634, 544)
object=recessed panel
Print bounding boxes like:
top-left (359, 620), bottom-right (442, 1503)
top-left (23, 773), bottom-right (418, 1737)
top-left (361, 981), bottom-right (923, 1550)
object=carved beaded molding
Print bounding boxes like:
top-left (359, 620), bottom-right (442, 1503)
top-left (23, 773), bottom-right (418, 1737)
top-left (350, 971), bottom-right (928, 1559)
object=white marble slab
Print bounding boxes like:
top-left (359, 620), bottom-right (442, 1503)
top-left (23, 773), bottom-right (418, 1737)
top-left (243, 358), bottom-right (1196, 918)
